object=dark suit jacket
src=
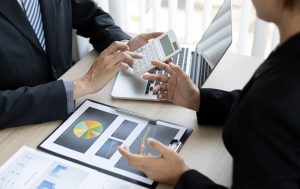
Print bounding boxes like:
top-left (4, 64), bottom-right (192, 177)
top-left (0, 0), bottom-right (130, 128)
top-left (175, 33), bottom-right (300, 188)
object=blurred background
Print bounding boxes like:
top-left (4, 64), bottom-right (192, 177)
top-left (74, 0), bottom-right (279, 61)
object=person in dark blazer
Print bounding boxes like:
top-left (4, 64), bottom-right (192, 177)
top-left (0, 0), bottom-right (162, 128)
top-left (118, 0), bottom-right (300, 188)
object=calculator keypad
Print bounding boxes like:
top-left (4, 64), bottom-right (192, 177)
top-left (132, 41), bottom-right (160, 77)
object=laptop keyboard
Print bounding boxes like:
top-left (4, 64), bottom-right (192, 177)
top-left (144, 48), bottom-right (212, 95)
top-left (190, 52), bottom-right (212, 87)
top-left (145, 70), bottom-right (168, 95)
top-left (172, 48), bottom-right (189, 72)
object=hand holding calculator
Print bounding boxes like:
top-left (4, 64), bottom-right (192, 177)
top-left (132, 30), bottom-right (182, 77)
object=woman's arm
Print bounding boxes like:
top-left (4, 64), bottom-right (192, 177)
top-left (143, 61), bottom-right (242, 125)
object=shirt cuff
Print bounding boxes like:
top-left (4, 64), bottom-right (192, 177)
top-left (63, 80), bottom-right (75, 114)
top-left (121, 39), bottom-right (129, 43)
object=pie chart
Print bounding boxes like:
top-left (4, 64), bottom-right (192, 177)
top-left (73, 120), bottom-right (103, 139)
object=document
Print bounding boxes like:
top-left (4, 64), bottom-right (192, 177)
top-left (38, 100), bottom-right (192, 188)
top-left (0, 146), bottom-right (146, 189)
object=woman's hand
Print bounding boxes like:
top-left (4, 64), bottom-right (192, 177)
top-left (118, 138), bottom-right (189, 185)
top-left (143, 61), bottom-right (200, 111)
top-left (74, 42), bottom-right (142, 99)
top-left (127, 32), bottom-right (163, 51)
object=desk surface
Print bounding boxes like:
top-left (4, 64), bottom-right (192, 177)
top-left (0, 51), bottom-right (263, 188)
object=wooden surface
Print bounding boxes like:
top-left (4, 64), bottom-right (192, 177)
top-left (0, 51), bottom-right (263, 188)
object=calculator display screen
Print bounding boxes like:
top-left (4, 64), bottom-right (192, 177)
top-left (160, 35), bottom-right (174, 56)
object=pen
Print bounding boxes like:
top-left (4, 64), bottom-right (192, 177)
top-left (113, 107), bottom-right (157, 123)
top-left (168, 139), bottom-right (182, 151)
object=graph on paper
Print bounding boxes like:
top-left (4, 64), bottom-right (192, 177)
top-left (95, 139), bottom-right (122, 159)
top-left (140, 125), bottom-right (157, 146)
top-left (73, 120), bottom-right (103, 140)
top-left (115, 122), bottom-right (179, 176)
top-left (32, 163), bottom-right (89, 189)
top-left (0, 153), bottom-right (33, 189)
top-left (0, 151), bottom-right (51, 189)
top-left (54, 107), bottom-right (118, 153)
top-left (112, 120), bottom-right (137, 140)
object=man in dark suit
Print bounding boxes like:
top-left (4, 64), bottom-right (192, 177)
top-left (0, 0), bottom-right (161, 128)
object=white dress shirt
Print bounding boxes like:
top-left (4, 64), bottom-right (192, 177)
top-left (17, 0), bottom-right (24, 10)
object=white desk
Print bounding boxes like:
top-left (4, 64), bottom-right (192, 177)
top-left (0, 51), bottom-right (263, 188)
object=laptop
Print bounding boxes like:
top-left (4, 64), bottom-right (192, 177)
top-left (111, 0), bottom-right (232, 101)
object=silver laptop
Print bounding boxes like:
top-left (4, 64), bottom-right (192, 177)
top-left (111, 0), bottom-right (232, 101)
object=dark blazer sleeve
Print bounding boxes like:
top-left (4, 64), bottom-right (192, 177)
top-left (197, 89), bottom-right (241, 125)
top-left (71, 0), bottom-right (131, 52)
top-left (0, 81), bottom-right (68, 129)
top-left (175, 170), bottom-right (227, 189)
top-left (173, 89), bottom-right (240, 189)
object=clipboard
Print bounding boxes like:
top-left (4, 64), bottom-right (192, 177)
top-left (38, 100), bottom-right (193, 188)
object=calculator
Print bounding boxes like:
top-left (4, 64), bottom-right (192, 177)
top-left (132, 30), bottom-right (182, 77)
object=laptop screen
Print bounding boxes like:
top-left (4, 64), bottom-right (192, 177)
top-left (189, 0), bottom-right (232, 87)
top-left (197, 0), bottom-right (232, 68)
top-left (171, 0), bottom-right (232, 88)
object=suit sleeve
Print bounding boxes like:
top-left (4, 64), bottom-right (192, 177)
top-left (0, 80), bottom-right (69, 129)
top-left (197, 89), bottom-right (241, 125)
top-left (174, 89), bottom-right (240, 189)
top-left (175, 170), bottom-right (227, 189)
top-left (71, 0), bottom-right (131, 52)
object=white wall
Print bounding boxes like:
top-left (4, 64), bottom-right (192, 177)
top-left (73, 0), bottom-right (279, 60)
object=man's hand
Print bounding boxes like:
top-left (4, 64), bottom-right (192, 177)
top-left (118, 138), bottom-right (189, 185)
top-left (127, 32), bottom-right (163, 51)
top-left (73, 42), bottom-right (141, 99)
